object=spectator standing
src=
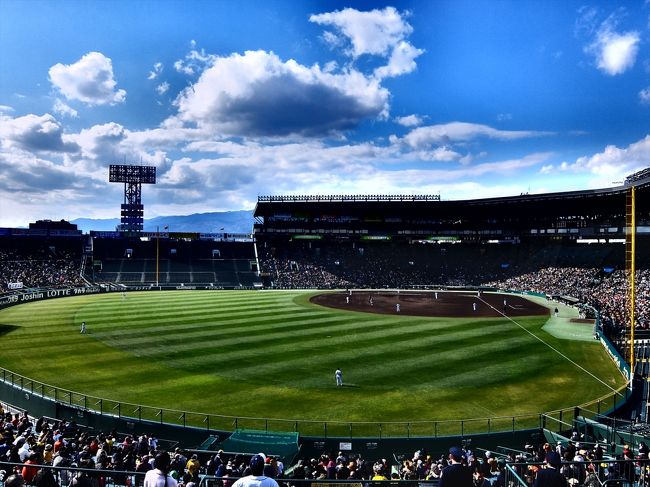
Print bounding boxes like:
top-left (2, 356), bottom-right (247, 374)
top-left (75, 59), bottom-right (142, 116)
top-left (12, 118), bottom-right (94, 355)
top-left (439, 447), bottom-right (472, 487)
top-left (144, 451), bottom-right (178, 487)
top-left (231, 455), bottom-right (279, 487)
top-left (533, 452), bottom-right (566, 487)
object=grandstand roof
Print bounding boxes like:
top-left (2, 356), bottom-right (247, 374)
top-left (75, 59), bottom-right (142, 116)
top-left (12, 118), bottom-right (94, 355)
top-left (254, 180), bottom-right (650, 219)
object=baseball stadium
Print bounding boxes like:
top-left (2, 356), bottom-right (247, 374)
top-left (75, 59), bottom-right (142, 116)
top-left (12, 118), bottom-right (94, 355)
top-left (0, 166), bottom-right (649, 486)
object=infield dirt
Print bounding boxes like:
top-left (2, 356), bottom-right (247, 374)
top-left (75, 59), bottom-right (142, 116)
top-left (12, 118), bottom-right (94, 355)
top-left (310, 290), bottom-right (549, 318)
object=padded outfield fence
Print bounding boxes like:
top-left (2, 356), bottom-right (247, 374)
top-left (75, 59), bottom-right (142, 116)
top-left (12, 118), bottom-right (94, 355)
top-left (0, 366), bottom-right (630, 439)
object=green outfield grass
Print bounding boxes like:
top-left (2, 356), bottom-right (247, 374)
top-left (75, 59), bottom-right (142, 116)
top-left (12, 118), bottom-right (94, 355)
top-left (0, 290), bottom-right (626, 430)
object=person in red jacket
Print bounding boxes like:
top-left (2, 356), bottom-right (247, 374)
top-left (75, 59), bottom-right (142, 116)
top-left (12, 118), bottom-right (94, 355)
top-left (22, 452), bottom-right (41, 485)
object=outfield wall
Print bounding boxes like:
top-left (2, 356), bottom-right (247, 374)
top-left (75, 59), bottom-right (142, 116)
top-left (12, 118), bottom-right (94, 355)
top-left (0, 285), bottom-right (260, 309)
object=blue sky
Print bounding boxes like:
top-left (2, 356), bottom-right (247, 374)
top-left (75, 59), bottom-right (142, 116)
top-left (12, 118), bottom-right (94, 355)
top-left (1, 0), bottom-right (649, 227)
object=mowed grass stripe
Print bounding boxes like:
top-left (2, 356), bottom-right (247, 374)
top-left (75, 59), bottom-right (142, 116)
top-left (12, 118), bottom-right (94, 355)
top-left (80, 299), bottom-right (314, 323)
top-left (95, 314), bottom-right (518, 367)
top-left (90, 309), bottom-right (339, 336)
top-left (77, 299), bottom-right (320, 330)
top-left (160, 319), bottom-right (526, 371)
top-left (191, 329), bottom-right (549, 388)
top-left (83, 291), bottom-right (304, 314)
top-left (0, 290), bottom-right (626, 423)
top-left (94, 312), bottom-right (460, 350)
top-left (177, 333), bottom-right (545, 387)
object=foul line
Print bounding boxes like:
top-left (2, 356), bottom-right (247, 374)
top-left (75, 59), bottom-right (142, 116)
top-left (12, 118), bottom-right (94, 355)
top-left (477, 296), bottom-right (622, 396)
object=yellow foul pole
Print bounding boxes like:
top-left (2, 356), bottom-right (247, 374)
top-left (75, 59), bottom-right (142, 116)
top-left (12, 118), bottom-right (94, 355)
top-left (156, 225), bottom-right (160, 287)
top-left (629, 186), bottom-right (636, 385)
top-left (625, 186), bottom-right (636, 389)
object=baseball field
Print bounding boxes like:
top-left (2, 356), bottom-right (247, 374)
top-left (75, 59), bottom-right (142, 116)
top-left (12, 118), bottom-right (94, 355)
top-left (0, 290), bottom-right (626, 435)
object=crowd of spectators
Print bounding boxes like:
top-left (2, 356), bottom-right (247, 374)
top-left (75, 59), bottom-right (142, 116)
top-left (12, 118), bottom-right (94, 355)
top-left (0, 406), bottom-right (222, 487)
top-left (0, 250), bottom-right (85, 294)
top-left (0, 406), bottom-right (507, 487)
top-left (6, 403), bottom-right (650, 487)
top-left (259, 241), bottom-right (650, 344)
top-left (484, 267), bottom-right (650, 332)
top-left (258, 243), bottom-right (521, 289)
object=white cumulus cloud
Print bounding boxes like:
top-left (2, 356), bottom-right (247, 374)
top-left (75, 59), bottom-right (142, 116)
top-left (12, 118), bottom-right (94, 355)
top-left (53, 98), bottom-right (78, 118)
top-left (0, 113), bottom-right (79, 153)
top-left (583, 12), bottom-right (640, 75)
top-left (172, 50), bottom-right (389, 137)
top-left (310, 7), bottom-right (413, 58)
top-left (174, 47), bottom-right (214, 76)
top-left (148, 62), bottom-right (163, 80)
top-left (394, 114), bottom-right (424, 127)
top-left (374, 40), bottom-right (424, 79)
top-left (49, 52), bottom-right (126, 106)
top-left (156, 82), bottom-right (170, 95)
top-left (570, 135), bottom-right (650, 179)
top-left (310, 7), bottom-right (423, 79)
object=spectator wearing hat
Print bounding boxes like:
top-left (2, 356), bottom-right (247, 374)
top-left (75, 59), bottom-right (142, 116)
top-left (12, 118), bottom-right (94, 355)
top-left (43, 444), bottom-right (53, 464)
top-left (533, 452), bottom-right (566, 487)
top-left (439, 447), bottom-right (472, 487)
top-left (231, 454), bottom-right (279, 487)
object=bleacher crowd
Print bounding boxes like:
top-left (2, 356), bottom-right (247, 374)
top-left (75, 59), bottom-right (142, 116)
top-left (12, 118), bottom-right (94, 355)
top-left (485, 267), bottom-right (650, 331)
top-left (0, 251), bottom-right (85, 294)
top-left (4, 402), bottom-right (650, 487)
top-left (258, 243), bottom-right (650, 333)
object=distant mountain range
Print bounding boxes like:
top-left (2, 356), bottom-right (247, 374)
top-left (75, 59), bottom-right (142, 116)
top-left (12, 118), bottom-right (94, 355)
top-left (72, 210), bottom-right (255, 234)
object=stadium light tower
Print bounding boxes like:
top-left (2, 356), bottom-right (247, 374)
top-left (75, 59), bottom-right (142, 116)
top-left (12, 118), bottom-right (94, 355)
top-left (109, 164), bottom-right (156, 235)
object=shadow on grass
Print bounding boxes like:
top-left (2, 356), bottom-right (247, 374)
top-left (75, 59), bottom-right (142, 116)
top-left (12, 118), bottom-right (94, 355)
top-left (0, 324), bottom-right (19, 337)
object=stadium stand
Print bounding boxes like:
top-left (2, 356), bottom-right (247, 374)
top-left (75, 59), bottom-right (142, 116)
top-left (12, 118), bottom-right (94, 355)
top-left (4, 405), bottom-right (650, 487)
top-left (90, 236), bottom-right (260, 288)
top-left (0, 236), bottom-right (86, 293)
top-left (2, 171), bottom-right (650, 486)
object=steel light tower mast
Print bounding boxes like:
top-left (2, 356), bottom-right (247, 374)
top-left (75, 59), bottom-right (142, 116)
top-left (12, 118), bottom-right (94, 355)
top-left (109, 164), bottom-right (157, 235)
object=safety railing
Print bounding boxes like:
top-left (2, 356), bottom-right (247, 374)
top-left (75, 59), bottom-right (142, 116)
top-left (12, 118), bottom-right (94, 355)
top-left (506, 459), bottom-right (647, 487)
top-left (0, 462), bottom-right (432, 487)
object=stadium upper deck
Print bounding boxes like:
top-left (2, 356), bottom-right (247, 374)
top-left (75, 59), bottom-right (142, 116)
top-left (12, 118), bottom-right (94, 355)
top-left (253, 171), bottom-right (650, 241)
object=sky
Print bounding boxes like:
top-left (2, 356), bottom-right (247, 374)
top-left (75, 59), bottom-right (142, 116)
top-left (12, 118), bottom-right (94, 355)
top-left (1, 0), bottom-right (649, 227)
